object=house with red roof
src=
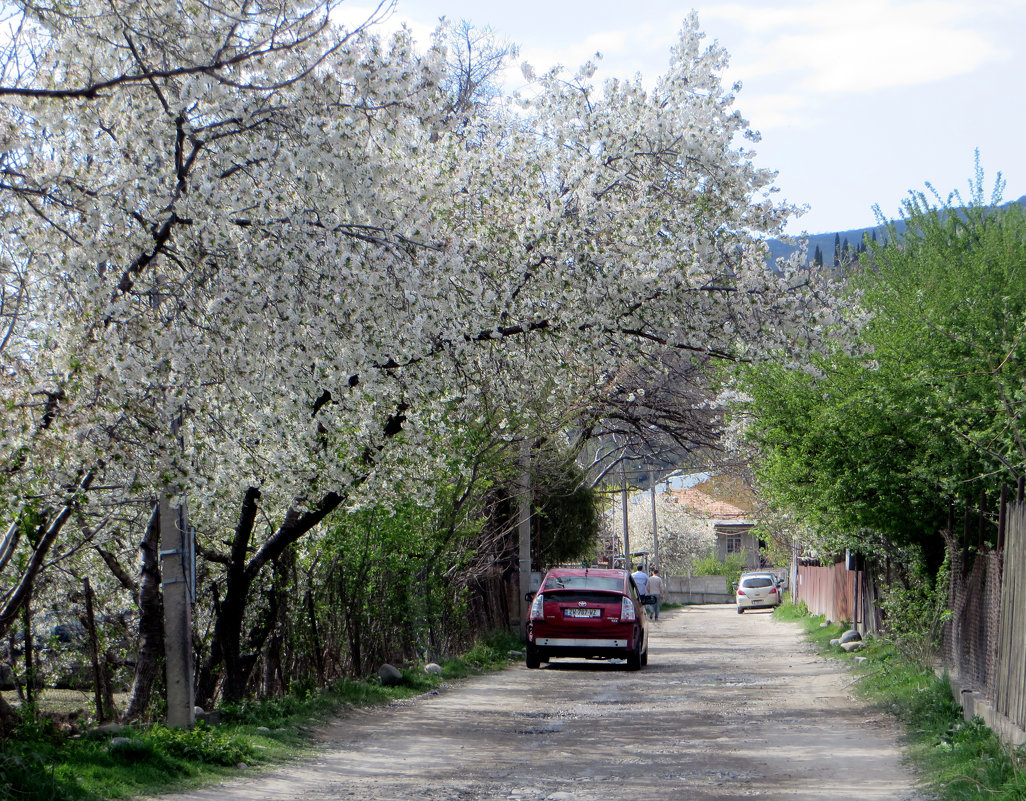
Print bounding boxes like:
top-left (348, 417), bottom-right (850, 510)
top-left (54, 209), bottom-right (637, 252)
top-left (667, 484), bottom-right (762, 570)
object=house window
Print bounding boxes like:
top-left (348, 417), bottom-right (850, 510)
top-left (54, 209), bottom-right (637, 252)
top-left (725, 534), bottom-right (742, 555)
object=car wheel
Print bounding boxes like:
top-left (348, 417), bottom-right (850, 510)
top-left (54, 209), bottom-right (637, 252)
top-left (737, 607), bottom-right (744, 614)
top-left (525, 646), bottom-right (541, 669)
top-left (627, 643), bottom-right (642, 671)
top-left (640, 647), bottom-right (648, 667)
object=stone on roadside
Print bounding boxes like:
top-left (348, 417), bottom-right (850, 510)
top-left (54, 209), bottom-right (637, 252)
top-left (378, 663), bottom-right (404, 686)
top-left (89, 723), bottom-right (126, 737)
top-left (830, 638), bottom-right (841, 647)
top-left (841, 640), bottom-right (866, 652)
top-left (424, 662), bottom-right (443, 675)
top-left (840, 629), bottom-right (862, 644)
top-left (108, 737), bottom-right (149, 761)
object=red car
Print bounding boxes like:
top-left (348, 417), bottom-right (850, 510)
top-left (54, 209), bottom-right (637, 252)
top-left (526, 567), bottom-right (650, 670)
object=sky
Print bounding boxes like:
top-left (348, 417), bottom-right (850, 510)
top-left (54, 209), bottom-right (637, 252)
top-left (335, 0), bottom-right (1024, 236)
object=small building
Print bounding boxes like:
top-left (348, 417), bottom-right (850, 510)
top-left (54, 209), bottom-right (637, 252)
top-left (713, 520), bottom-right (760, 570)
top-left (667, 486), bottom-right (761, 569)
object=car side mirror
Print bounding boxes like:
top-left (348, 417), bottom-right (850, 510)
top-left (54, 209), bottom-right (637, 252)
top-left (524, 592), bottom-right (535, 602)
top-left (731, 582), bottom-right (738, 589)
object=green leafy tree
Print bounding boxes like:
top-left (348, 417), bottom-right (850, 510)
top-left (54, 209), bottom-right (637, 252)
top-left (738, 171), bottom-right (1025, 564)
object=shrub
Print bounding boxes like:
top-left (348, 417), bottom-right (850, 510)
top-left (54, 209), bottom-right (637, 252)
top-left (145, 723), bottom-right (253, 766)
top-left (691, 553), bottom-right (748, 586)
top-left (878, 554), bottom-right (951, 668)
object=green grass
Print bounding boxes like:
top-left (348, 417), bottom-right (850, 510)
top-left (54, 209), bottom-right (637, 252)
top-left (0, 629), bottom-right (525, 801)
top-left (774, 599), bottom-right (1026, 800)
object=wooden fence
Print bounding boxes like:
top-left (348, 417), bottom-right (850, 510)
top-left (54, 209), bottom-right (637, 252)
top-left (793, 559), bottom-right (883, 636)
top-left (943, 495), bottom-right (1026, 746)
top-left (993, 502), bottom-right (1026, 736)
top-left (794, 563), bottom-right (854, 623)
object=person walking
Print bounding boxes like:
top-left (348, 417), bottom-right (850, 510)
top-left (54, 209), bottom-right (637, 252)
top-left (648, 568), bottom-right (664, 620)
top-left (631, 564), bottom-right (649, 598)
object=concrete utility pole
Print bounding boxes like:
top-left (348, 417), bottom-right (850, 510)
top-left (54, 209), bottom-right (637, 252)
top-left (650, 469), bottom-right (659, 567)
top-left (517, 441), bottom-right (532, 638)
top-left (160, 493), bottom-right (195, 727)
top-left (620, 459), bottom-right (630, 567)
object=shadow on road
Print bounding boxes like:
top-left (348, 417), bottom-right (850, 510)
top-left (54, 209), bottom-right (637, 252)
top-left (535, 660), bottom-right (636, 672)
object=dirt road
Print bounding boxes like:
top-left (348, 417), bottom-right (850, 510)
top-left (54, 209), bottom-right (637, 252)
top-left (157, 605), bottom-right (925, 801)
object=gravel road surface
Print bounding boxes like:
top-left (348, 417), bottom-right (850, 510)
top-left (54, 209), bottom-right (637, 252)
top-left (153, 604), bottom-right (925, 801)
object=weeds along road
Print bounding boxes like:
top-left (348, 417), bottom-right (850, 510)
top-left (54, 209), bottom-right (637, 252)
top-left (158, 605), bottom-right (924, 801)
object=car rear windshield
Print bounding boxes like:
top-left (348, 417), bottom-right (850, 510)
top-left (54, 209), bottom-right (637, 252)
top-left (541, 590), bottom-right (622, 604)
top-left (542, 575), bottom-right (623, 592)
top-left (741, 576), bottom-right (775, 588)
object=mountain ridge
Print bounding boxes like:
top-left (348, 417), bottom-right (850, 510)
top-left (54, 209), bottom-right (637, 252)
top-left (766, 194), bottom-right (1026, 268)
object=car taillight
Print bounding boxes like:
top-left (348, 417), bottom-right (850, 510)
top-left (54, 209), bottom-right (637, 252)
top-left (621, 596), bottom-right (636, 621)
top-left (770, 586), bottom-right (777, 594)
top-left (529, 593), bottom-right (545, 620)
top-left (737, 589), bottom-right (746, 596)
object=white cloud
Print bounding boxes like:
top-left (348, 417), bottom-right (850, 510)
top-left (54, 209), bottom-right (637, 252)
top-left (700, 0), bottom-right (1003, 94)
top-left (735, 92), bottom-right (809, 131)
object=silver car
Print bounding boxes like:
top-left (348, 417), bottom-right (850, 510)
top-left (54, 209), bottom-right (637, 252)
top-left (735, 572), bottom-right (783, 613)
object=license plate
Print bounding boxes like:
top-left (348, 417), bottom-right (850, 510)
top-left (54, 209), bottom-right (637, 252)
top-left (564, 608), bottom-right (601, 618)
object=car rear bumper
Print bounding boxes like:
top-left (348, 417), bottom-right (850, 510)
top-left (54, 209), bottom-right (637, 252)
top-left (535, 637), bottom-right (628, 648)
top-left (528, 623), bottom-right (641, 659)
top-left (737, 597), bottom-right (781, 609)
top-left (530, 642), bottom-right (633, 659)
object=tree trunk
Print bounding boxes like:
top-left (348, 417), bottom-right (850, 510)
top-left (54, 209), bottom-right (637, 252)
top-left (304, 587), bottom-right (325, 685)
top-left (196, 486), bottom-right (261, 706)
top-left (123, 504), bottom-right (165, 721)
top-left (22, 602), bottom-right (33, 703)
top-left (82, 577), bottom-right (110, 722)
top-left (196, 487), bottom-right (344, 707)
top-left (0, 470), bottom-right (95, 643)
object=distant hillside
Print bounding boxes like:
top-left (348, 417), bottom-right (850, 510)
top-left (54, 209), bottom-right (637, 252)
top-left (766, 195), bottom-right (1026, 269)
top-left (766, 221), bottom-right (904, 270)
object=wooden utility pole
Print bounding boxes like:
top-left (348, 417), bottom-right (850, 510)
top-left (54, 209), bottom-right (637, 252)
top-left (160, 494), bottom-right (195, 727)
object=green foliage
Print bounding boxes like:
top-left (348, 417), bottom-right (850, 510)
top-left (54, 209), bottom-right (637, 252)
top-left (534, 466), bottom-right (601, 568)
top-left (691, 553), bottom-right (747, 586)
top-left (144, 723), bottom-right (252, 766)
top-left (443, 628), bottom-right (522, 676)
top-left (738, 174), bottom-right (1026, 559)
top-left (0, 719), bottom-right (255, 801)
top-left (772, 597), bottom-right (810, 622)
top-left (878, 552), bottom-right (952, 668)
top-left (218, 686), bottom-right (335, 728)
top-left (315, 495), bottom-right (478, 674)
